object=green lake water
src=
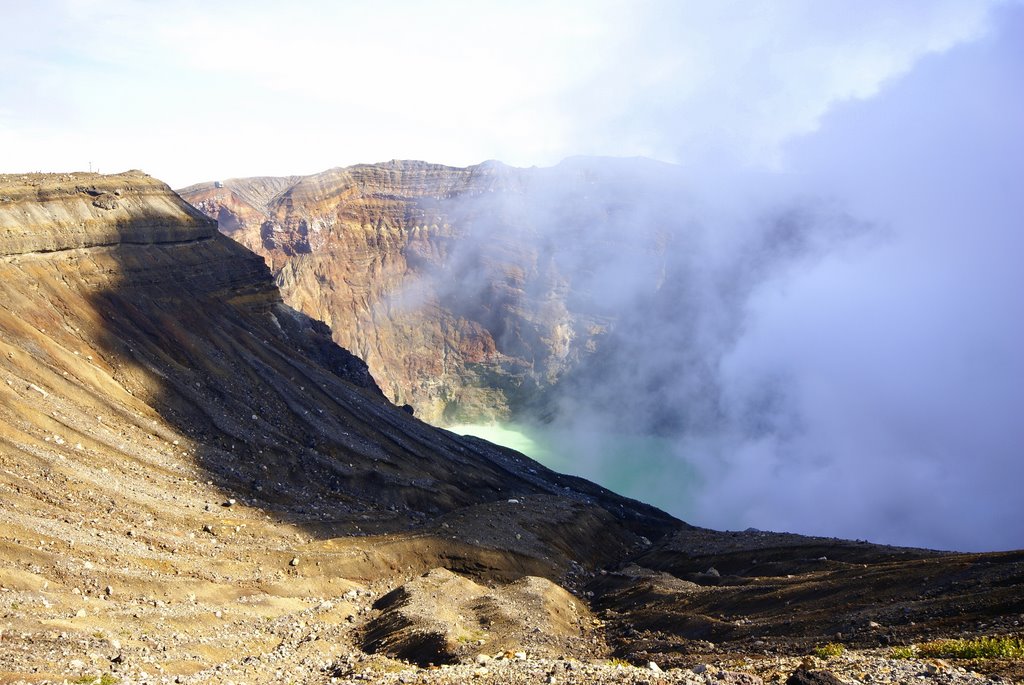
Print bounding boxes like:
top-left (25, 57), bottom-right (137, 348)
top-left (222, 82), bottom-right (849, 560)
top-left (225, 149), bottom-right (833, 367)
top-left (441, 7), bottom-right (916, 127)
top-left (448, 421), bottom-right (699, 520)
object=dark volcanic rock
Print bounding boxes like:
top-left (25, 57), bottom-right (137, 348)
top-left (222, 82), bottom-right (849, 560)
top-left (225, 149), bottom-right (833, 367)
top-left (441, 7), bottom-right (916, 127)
top-left (590, 526), bottom-right (1024, 661)
top-left (786, 667), bottom-right (845, 685)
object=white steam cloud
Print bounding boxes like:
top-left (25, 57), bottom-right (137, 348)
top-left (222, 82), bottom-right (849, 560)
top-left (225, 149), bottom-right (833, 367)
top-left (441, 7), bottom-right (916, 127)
top-left (442, 3), bottom-right (1024, 552)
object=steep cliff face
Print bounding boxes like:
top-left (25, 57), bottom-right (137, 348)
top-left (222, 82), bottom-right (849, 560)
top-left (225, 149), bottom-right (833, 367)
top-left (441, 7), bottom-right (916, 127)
top-left (180, 159), bottom-right (669, 424)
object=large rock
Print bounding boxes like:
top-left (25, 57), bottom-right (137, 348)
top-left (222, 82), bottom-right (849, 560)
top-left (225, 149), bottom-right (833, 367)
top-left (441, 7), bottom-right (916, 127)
top-left (362, 567), bottom-right (596, 665)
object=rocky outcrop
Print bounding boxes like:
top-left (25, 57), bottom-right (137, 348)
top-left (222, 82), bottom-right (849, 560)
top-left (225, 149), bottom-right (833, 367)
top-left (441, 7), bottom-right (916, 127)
top-left (362, 567), bottom-right (595, 665)
top-left (1, 170), bottom-right (215, 253)
top-left (179, 159), bottom-right (668, 424)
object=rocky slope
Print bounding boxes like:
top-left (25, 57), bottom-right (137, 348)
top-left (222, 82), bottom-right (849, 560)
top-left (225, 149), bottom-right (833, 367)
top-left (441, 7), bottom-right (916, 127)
top-left (0, 172), bottom-right (1021, 685)
top-left (179, 159), bottom-right (674, 424)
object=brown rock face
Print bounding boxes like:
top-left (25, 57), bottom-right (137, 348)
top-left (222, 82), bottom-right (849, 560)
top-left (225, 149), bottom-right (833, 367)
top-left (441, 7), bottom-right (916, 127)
top-left (179, 159), bottom-right (668, 424)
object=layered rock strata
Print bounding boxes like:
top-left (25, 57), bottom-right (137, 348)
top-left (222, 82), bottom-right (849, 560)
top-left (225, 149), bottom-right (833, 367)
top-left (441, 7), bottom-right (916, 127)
top-left (180, 159), bottom-right (668, 424)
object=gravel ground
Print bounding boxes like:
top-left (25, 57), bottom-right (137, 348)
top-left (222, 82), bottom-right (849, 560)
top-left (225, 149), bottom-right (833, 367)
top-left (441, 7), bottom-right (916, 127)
top-left (321, 652), bottom-right (1017, 685)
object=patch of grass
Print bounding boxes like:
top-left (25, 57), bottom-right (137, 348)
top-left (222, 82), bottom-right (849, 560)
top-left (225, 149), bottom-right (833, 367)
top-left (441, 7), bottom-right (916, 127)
top-left (70, 675), bottom-right (119, 685)
top-left (916, 636), bottom-right (1024, 660)
top-left (608, 657), bottom-right (631, 668)
top-left (889, 645), bottom-right (917, 659)
top-left (456, 630), bottom-right (484, 644)
top-left (812, 642), bottom-right (845, 658)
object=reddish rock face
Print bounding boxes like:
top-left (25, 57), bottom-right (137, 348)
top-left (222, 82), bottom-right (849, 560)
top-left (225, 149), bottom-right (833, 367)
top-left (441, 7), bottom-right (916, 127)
top-left (180, 159), bottom-right (666, 425)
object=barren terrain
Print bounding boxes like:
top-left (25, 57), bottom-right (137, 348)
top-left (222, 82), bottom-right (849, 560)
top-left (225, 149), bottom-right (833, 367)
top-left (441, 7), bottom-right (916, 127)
top-left (0, 173), bottom-right (1020, 684)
